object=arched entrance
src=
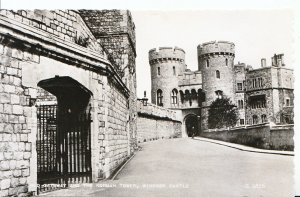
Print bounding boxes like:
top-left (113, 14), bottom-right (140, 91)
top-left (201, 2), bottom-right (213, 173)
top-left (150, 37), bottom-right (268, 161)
top-left (185, 115), bottom-right (199, 137)
top-left (36, 76), bottom-right (92, 192)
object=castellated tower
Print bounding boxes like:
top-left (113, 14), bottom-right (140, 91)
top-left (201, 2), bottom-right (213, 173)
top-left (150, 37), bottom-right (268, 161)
top-left (197, 41), bottom-right (235, 129)
top-left (149, 47), bottom-right (186, 108)
top-left (197, 41), bottom-right (235, 104)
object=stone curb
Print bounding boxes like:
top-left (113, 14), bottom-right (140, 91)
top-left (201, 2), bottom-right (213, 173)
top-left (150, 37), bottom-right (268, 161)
top-left (193, 137), bottom-right (294, 156)
top-left (111, 152), bottom-right (136, 180)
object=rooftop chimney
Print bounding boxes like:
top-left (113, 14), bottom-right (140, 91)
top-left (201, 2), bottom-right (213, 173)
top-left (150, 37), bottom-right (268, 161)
top-left (261, 58), bottom-right (266, 67)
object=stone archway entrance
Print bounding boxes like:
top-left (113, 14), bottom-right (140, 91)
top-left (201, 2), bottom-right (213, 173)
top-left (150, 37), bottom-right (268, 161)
top-left (36, 76), bottom-right (92, 193)
top-left (185, 115), bottom-right (199, 137)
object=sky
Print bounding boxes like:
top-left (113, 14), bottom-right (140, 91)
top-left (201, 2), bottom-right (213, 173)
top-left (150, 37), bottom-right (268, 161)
top-left (132, 10), bottom-right (294, 99)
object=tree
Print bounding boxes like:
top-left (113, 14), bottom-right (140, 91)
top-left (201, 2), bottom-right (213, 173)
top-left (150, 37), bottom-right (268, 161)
top-left (208, 97), bottom-right (238, 129)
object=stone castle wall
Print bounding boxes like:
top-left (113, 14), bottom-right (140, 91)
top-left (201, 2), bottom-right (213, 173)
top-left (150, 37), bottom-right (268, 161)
top-left (79, 10), bottom-right (138, 153)
top-left (234, 64), bottom-right (246, 126)
top-left (0, 9), bottom-right (137, 196)
top-left (197, 41), bottom-right (235, 55)
top-left (136, 100), bottom-right (182, 143)
top-left (201, 124), bottom-right (294, 151)
top-left (0, 44), bottom-right (34, 197)
top-left (102, 79), bottom-right (130, 178)
top-left (245, 66), bottom-right (294, 125)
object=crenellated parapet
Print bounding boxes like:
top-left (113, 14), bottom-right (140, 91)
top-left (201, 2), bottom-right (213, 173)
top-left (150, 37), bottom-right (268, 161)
top-left (197, 40), bottom-right (235, 58)
top-left (149, 47), bottom-right (185, 65)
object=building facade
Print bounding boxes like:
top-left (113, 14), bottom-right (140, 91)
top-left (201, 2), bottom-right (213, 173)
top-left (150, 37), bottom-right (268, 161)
top-left (149, 41), bottom-right (294, 137)
top-left (0, 9), bottom-right (137, 196)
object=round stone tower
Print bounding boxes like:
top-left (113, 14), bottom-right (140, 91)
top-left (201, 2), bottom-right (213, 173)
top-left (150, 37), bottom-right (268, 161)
top-left (197, 41), bottom-right (235, 130)
top-left (197, 41), bottom-right (235, 104)
top-left (149, 47), bottom-right (186, 108)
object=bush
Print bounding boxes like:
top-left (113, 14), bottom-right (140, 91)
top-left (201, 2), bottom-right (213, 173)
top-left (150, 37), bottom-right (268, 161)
top-left (208, 97), bottom-right (238, 129)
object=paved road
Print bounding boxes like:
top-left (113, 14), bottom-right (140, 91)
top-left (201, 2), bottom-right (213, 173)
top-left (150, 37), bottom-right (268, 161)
top-left (42, 138), bottom-right (294, 197)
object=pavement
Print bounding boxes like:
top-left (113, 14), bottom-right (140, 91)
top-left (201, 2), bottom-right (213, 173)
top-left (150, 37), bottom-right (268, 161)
top-left (40, 138), bottom-right (294, 197)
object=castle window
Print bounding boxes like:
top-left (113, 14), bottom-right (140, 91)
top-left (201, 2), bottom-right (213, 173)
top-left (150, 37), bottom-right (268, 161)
top-left (173, 66), bottom-right (176, 76)
top-left (171, 89), bottom-right (178, 104)
top-left (252, 115), bottom-right (258, 125)
top-left (237, 83), bottom-right (243, 91)
top-left (215, 90), bottom-right (223, 99)
top-left (238, 100), bottom-right (244, 109)
top-left (179, 90), bottom-right (184, 104)
top-left (206, 59), bottom-right (209, 68)
top-left (249, 119), bottom-right (252, 125)
top-left (157, 67), bottom-right (160, 76)
top-left (157, 89), bottom-right (163, 106)
top-left (216, 70), bottom-right (220, 79)
top-left (191, 89), bottom-right (197, 100)
top-left (249, 95), bottom-right (266, 109)
top-left (258, 78), bottom-right (261, 87)
top-left (286, 98), bottom-right (290, 106)
top-left (261, 114), bottom-right (267, 123)
top-left (240, 119), bottom-right (245, 125)
top-left (225, 58), bottom-right (228, 66)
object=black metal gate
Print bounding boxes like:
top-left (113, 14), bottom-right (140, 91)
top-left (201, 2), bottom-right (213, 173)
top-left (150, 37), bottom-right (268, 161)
top-left (37, 104), bottom-right (92, 193)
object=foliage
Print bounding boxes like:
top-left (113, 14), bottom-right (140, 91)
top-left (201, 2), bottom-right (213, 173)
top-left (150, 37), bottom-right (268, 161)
top-left (208, 97), bottom-right (238, 129)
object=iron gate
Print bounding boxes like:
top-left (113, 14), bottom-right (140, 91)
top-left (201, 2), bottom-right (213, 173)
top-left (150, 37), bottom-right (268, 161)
top-left (37, 105), bottom-right (92, 193)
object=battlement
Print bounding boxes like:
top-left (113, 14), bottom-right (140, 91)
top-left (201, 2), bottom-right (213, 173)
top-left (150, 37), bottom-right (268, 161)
top-left (178, 70), bottom-right (202, 86)
top-left (149, 46), bottom-right (185, 65)
top-left (197, 40), bottom-right (235, 57)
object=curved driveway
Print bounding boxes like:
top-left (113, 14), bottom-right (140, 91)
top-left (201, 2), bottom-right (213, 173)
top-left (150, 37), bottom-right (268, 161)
top-left (42, 138), bottom-right (294, 197)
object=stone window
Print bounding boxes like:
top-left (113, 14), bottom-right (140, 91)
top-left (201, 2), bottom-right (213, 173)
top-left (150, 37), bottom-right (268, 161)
top-left (238, 100), bottom-right (244, 109)
top-left (240, 119), bottom-right (245, 125)
top-left (252, 115), bottom-right (258, 125)
top-left (225, 58), bottom-right (228, 66)
top-left (237, 83), bottom-right (243, 91)
top-left (179, 90), bottom-right (184, 104)
top-left (261, 114), bottom-right (267, 123)
top-left (258, 78), bottom-right (263, 87)
top-left (249, 95), bottom-right (266, 109)
top-left (157, 67), bottom-right (160, 76)
top-left (286, 98), bottom-right (290, 106)
top-left (252, 78), bottom-right (257, 88)
top-left (171, 89), bottom-right (178, 104)
top-left (216, 70), bottom-right (220, 79)
top-left (173, 66), bottom-right (176, 76)
top-left (215, 90), bottom-right (223, 99)
top-left (157, 89), bottom-right (163, 106)
top-left (206, 59), bottom-right (209, 68)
